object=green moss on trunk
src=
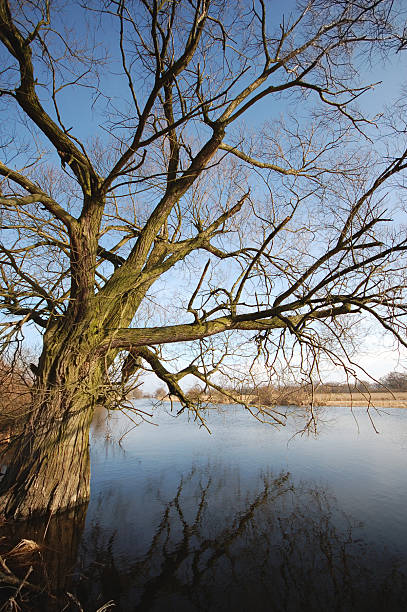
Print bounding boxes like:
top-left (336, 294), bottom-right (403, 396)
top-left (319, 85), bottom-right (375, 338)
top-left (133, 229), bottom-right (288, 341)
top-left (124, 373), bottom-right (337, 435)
top-left (0, 326), bottom-right (103, 519)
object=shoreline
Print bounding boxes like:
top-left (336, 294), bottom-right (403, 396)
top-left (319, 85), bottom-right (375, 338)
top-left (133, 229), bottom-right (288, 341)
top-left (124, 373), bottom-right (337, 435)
top-left (313, 392), bottom-right (407, 409)
top-left (157, 392), bottom-right (407, 409)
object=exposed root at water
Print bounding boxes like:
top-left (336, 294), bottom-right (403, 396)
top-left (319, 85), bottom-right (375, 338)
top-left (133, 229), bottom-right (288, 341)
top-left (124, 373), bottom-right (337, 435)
top-left (0, 535), bottom-right (116, 611)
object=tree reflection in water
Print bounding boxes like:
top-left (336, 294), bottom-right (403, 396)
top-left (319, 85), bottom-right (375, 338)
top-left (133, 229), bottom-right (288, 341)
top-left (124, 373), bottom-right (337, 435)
top-left (1, 465), bottom-right (406, 611)
top-left (73, 467), bottom-right (405, 612)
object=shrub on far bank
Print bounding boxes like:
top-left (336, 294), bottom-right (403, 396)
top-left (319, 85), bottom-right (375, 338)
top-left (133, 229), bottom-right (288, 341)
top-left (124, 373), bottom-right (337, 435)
top-left (0, 359), bottom-right (32, 434)
top-left (184, 382), bottom-right (318, 408)
top-left (379, 371), bottom-right (407, 391)
top-left (252, 385), bottom-right (316, 407)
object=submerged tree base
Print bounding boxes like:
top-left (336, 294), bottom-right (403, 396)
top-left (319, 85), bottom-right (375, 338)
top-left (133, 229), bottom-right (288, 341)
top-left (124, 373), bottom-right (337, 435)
top-left (0, 396), bottom-right (94, 520)
top-left (0, 503), bottom-right (112, 611)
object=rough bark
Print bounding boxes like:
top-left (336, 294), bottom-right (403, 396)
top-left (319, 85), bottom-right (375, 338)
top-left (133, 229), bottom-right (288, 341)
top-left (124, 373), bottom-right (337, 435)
top-left (0, 324), bottom-right (101, 519)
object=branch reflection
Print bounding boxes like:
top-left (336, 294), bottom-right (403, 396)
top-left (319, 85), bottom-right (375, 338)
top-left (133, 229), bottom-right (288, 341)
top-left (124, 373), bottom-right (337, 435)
top-left (74, 466), bottom-right (407, 611)
top-left (1, 461), bottom-right (406, 610)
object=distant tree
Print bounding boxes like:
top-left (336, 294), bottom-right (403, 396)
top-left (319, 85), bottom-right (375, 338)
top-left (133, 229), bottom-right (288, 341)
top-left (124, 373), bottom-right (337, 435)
top-left (186, 384), bottom-right (205, 402)
top-left (154, 387), bottom-right (167, 400)
top-left (129, 387), bottom-right (144, 400)
top-left (0, 357), bottom-right (32, 431)
top-left (254, 386), bottom-right (275, 407)
top-left (380, 371), bottom-right (407, 391)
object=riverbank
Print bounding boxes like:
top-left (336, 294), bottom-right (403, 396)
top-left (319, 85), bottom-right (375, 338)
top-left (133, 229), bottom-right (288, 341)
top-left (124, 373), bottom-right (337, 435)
top-left (313, 392), bottom-right (407, 408)
top-left (160, 391), bottom-right (407, 409)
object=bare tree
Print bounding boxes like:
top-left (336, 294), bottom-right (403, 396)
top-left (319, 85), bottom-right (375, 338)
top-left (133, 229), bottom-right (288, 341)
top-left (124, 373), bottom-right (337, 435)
top-left (380, 370), bottom-right (407, 390)
top-left (0, 0), bottom-right (407, 518)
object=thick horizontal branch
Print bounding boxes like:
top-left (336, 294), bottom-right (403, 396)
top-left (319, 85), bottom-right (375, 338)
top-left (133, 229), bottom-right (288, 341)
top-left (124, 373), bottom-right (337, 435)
top-left (0, 302), bottom-right (48, 328)
top-left (100, 304), bottom-right (354, 351)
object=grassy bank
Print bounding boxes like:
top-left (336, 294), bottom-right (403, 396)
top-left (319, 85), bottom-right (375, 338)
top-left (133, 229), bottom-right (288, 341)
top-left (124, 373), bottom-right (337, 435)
top-left (313, 391), bottom-right (407, 408)
top-left (162, 390), bottom-right (407, 409)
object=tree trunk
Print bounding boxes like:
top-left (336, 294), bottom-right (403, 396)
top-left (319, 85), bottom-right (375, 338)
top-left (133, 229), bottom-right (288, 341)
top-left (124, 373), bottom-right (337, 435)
top-left (0, 324), bottom-right (102, 519)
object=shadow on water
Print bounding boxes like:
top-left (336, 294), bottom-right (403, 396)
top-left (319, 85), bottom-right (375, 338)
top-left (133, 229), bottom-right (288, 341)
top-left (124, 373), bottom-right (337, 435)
top-left (2, 463), bottom-right (407, 612)
top-left (2, 403), bottom-right (407, 611)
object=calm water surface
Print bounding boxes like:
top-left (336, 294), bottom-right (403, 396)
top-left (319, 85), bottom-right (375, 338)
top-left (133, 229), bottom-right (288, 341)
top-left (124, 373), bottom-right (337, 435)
top-left (81, 402), bottom-right (407, 611)
top-left (6, 403), bottom-right (407, 611)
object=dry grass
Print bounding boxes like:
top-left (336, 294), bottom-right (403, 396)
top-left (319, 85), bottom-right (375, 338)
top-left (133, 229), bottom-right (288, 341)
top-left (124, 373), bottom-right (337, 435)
top-left (6, 540), bottom-right (41, 562)
top-left (314, 391), bottom-right (407, 408)
top-left (0, 536), bottom-right (116, 610)
top-left (168, 389), bottom-right (407, 409)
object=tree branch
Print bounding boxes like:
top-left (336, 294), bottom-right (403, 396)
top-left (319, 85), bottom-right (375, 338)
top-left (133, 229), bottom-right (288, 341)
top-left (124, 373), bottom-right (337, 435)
top-left (100, 304), bottom-right (356, 351)
top-left (0, 161), bottom-right (76, 229)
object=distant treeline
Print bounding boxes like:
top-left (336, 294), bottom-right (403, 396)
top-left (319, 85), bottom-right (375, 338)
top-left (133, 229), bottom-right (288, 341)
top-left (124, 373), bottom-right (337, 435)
top-left (0, 359), bottom-right (32, 448)
top-left (181, 370), bottom-right (407, 407)
top-left (317, 370), bottom-right (407, 393)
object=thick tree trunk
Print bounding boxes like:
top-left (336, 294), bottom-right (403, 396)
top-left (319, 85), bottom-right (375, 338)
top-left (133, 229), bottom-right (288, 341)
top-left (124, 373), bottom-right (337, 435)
top-left (0, 324), bottom-right (102, 519)
top-left (0, 400), bottom-right (93, 519)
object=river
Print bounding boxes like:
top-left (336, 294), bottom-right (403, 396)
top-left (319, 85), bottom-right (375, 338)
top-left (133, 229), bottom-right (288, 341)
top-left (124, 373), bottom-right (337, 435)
top-left (3, 402), bottom-right (407, 611)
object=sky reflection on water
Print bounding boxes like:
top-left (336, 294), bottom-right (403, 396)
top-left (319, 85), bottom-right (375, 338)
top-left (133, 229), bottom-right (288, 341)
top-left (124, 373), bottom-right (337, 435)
top-left (3, 403), bottom-right (407, 611)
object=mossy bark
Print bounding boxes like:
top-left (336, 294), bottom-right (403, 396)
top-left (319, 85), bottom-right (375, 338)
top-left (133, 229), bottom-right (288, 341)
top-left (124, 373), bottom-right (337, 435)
top-left (0, 323), bottom-right (103, 519)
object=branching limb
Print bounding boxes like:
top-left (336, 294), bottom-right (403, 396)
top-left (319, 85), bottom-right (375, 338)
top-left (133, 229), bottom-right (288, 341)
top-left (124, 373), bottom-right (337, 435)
top-left (0, 162), bottom-right (76, 229)
top-left (0, 1), bottom-right (99, 195)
